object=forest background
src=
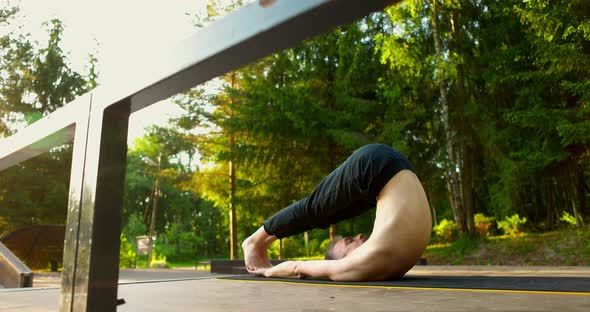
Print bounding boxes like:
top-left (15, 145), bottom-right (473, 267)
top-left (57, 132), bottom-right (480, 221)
top-left (0, 0), bottom-right (588, 267)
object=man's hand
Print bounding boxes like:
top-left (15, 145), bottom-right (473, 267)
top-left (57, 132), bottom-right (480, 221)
top-left (247, 266), bottom-right (271, 277)
top-left (247, 261), bottom-right (305, 279)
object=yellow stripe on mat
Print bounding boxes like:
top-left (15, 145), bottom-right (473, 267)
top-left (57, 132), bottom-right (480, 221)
top-left (217, 278), bottom-right (590, 297)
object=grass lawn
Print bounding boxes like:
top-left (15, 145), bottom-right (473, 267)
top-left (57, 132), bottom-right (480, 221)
top-left (424, 228), bottom-right (590, 266)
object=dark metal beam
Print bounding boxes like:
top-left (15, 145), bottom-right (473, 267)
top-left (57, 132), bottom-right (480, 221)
top-left (60, 97), bottom-right (131, 311)
top-left (103, 0), bottom-right (396, 113)
top-left (59, 95), bottom-right (93, 311)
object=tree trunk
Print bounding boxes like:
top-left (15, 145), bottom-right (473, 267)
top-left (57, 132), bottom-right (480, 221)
top-left (450, 8), bottom-right (476, 234)
top-left (560, 176), bottom-right (570, 222)
top-left (429, 188), bottom-right (438, 226)
top-left (462, 146), bottom-right (475, 233)
top-left (576, 164), bottom-right (586, 226)
top-left (328, 144), bottom-right (339, 239)
top-left (174, 215), bottom-right (181, 256)
top-left (545, 177), bottom-right (554, 229)
top-left (430, 0), bottom-right (465, 232)
top-left (569, 164), bottom-right (585, 228)
top-left (304, 231), bottom-right (309, 257)
top-left (329, 224), bottom-right (337, 240)
top-left (229, 72), bottom-right (238, 260)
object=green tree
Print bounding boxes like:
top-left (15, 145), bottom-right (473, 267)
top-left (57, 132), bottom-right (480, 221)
top-left (0, 6), bottom-right (97, 233)
top-left (513, 0), bottom-right (589, 228)
top-left (472, 0), bottom-right (589, 228)
top-left (376, 0), bottom-right (476, 231)
top-left (376, 0), bottom-right (589, 232)
top-left (124, 126), bottom-right (226, 259)
top-left (175, 0), bottom-right (247, 259)
top-left (171, 14), bottom-right (394, 258)
top-left (375, 0), bottom-right (448, 227)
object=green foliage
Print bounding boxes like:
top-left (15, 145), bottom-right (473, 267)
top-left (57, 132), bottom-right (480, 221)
top-left (155, 223), bottom-right (205, 261)
top-left (132, 0), bottom-right (588, 259)
top-left (555, 229), bottom-right (590, 265)
top-left (126, 0), bottom-right (589, 259)
top-left (149, 252), bottom-right (168, 268)
top-left (560, 211), bottom-right (578, 228)
top-left (124, 128), bottom-right (227, 259)
top-left (2, 0), bottom-right (588, 262)
top-left (267, 239), bottom-right (280, 259)
top-left (425, 234), bottom-right (481, 264)
top-left (498, 214), bottom-right (528, 236)
top-left (172, 12), bottom-right (388, 258)
top-left (433, 219), bottom-right (458, 242)
top-left (426, 230), bottom-right (590, 266)
top-left (122, 213), bottom-right (147, 245)
top-left (119, 234), bottom-right (136, 268)
top-left (0, 216), bottom-right (15, 237)
top-left (0, 6), bottom-right (96, 229)
top-left (452, 234), bottom-right (480, 258)
top-left (319, 238), bottom-right (332, 254)
top-left (280, 237), bottom-right (303, 259)
top-left (474, 213), bottom-right (495, 237)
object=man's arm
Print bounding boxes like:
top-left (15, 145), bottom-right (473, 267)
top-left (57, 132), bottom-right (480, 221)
top-left (296, 258), bottom-right (370, 281)
top-left (250, 261), bottom-right (304, 279)
top-left (251, 256), bottom-right (370, 281)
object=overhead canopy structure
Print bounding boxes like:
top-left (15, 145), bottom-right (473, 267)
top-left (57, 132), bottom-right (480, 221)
top-left (0, 1), bottom-right (398, 311)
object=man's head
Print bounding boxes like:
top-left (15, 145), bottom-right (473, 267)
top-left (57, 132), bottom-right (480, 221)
top-left (325, 233), bottom-right (367, 260)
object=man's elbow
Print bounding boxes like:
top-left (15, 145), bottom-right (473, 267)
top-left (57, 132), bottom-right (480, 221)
top-left (292, 261), bottom-right (307, 279)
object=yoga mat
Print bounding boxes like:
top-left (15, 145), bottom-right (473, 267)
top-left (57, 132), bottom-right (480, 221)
top-left (219, 274), bottom-right (590, 293)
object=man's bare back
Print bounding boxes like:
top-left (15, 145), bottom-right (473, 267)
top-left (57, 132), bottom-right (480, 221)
top-left (345, 169), bottom-right (432, 279)
top-left (243, 169), bottom-right (432, 281)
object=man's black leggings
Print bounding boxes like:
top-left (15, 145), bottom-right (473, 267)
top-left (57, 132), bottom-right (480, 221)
top-left (263, 144), bottom-right (415, 239)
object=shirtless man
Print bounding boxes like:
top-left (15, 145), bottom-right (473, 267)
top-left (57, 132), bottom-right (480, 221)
top-left (242, 144), bottom-right (432, 281)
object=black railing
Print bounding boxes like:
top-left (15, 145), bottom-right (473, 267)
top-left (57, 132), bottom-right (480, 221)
top-left (0, 1), bottom-right (395, 311)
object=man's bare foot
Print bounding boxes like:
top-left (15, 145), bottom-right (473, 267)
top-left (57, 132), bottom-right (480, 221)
top-left (242, 226), bottom-right (276, 271)
top-left (242, 238), bottom-right (271, 271)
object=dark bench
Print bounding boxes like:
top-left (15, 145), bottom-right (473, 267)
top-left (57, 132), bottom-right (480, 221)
top-left (1, 224), bottom-right (65, 271)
